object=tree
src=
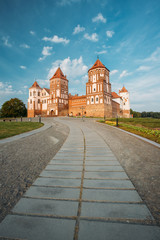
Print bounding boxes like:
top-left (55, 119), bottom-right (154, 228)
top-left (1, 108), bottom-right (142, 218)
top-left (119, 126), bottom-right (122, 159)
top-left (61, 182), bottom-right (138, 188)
top-left (0, 98), bottom-right (27, 118)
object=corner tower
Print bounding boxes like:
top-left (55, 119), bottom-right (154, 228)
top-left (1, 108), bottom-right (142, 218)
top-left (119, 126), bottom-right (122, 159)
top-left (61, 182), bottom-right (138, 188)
top-left (86, 59), bottom-right (112, 117)
top-left (48, 67), bottom-right (68, 116)
top-left (27, 81), bottom-right (42, 117)
top-left (119, 86), bottom-right (130, 118)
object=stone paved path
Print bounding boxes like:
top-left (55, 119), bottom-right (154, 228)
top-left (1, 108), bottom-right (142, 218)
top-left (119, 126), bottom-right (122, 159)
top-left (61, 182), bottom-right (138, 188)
top-left (0, 118), bottom-right (160, 240)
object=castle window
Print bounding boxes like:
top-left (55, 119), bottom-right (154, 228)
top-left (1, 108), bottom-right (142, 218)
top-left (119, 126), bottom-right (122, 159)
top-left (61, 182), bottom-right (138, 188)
top-left (93, 84), bottom-right (96, 92)
top-left (38, 92), bottom-right (40, 96)
top-left (91, 97), bottom-right (94, 104)
top-left (30, 99), bottom-right (32, 104)
top-left (33, 91), bottom-right (36, 96)
top-left (38, 99), bottom-right (40, 103)
top-left (30, 92), bottom-right (32, 96)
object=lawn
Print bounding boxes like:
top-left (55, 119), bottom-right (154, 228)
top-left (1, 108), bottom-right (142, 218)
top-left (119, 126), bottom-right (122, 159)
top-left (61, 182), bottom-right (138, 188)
top-left (99, 118), bottom-right (160, 144)
top-left (0, 122), bottom-right (44, 139)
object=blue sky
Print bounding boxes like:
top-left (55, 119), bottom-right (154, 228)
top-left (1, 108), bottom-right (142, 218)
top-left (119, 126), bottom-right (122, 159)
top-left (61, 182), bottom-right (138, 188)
top-left (0, 0), bottom-right (160, 112)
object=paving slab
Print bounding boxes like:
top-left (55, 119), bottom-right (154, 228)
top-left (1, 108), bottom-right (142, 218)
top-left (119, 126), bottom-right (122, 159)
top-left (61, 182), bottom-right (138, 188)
top-left (82, 189), bottom-right (142, 202)
top-left (85, 165), bottom-right (124, 171)
top-left (53, 156), bottom-right (83, 160)
top-left (0, 215), bottom-right (75, 240)
top-left (33, 177), bottom-right (81, 187)
top-left (24, 186), bottom-right (80, 200)
top-left (81, 202), bottom-right (153, 220)
top-left (85, 160), bottom-right (120, 165)
top-left (50, 160), bottom-right (83, 164)
top-left (86, 156), bottom-right (117, 160)
top-left (12, 198), bottom-right (78, 217)
top-left (40, 170), bottom-right (82, 178)
top-left (84, 171), bottom-right (129, 179)
top-left (79, 220), bottom-right (160, 240)
top-left (55, 152), bottom-right (84, 156)
top-left (45, 164), bottom-right (83, 171)
top-left (83, 179), bottom-right (134, 189)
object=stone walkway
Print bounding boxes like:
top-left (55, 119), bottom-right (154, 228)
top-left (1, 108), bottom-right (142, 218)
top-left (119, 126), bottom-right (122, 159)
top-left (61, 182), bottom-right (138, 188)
top-left (0, 118), bottom-right (160, 240)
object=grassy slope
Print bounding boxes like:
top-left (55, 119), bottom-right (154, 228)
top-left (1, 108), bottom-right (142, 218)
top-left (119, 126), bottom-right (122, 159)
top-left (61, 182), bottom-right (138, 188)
top-left (99, 118), bottom-right (160, 144)
top-left (0, 122), bottom-right (44, 139)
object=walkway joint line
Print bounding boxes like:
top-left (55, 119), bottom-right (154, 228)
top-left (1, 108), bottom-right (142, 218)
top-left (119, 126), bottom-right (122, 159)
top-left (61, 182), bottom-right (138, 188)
top-left (73, 128), bottom-right (86, 240)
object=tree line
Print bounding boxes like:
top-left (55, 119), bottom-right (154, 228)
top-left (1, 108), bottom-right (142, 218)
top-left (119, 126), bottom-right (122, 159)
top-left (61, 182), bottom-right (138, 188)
top-left (130, 109), bottom-right (160, 118)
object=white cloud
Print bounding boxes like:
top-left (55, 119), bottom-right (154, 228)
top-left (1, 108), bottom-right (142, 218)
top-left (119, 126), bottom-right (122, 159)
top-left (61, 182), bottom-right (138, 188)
top-left (84, 33), bottom-right (98, 42)
top-left (20, 44), bottom-right (30, 49)
top-left (47, 56), bottom-right (88, 80)
top-left (110, 69), bottom-right (118, 75)
top-left (143, 47), bottom-right (160, 62)
top-left (73, 24), bottom-right (85, 35)
top-left (92, 13), bottom-right (106, 23)
top-left (43, 35), bottom-right (70, 44)
top-left (42, 46), bottom-right (53, 56)
top-left (24, 85), bottom-right (28, 89)
top-left (30, 31), bottom-right (35, 35)
top-left (120, 70), bottom-right (132, 78)
top-left (95, 50), bottom-right (107, 55)
top-left (75, 80), bottom-right (80, 84)
top-left (0, 82), bottom-right (14, 94)
top-left (37, 79), bottom-right (49, 87)
top-left (0, 82), bottom-right (4, 88)
top-left (20, 66), bottom-right (27, 69)
top-left (39, 46), bottom-right (53, 61)
top-left (136, 66), bottom-right (151, 71)
top-left (2, 36), bottom-right (12, 47)
top-left (81, 74), bottom-right (88, 84)
top-left (106, 30), bottom-right (115, 38)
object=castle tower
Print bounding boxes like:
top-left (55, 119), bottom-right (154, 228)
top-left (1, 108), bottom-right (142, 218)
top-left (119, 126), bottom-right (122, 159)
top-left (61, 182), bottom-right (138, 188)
top-left (48, 67), bottom-right (68, 116)
top-left (119, 86), bottom-right (130, 118)
top-left (86, 59), bottom-right (112, 117)
top-left (27, 81), bottom-right (42, 117)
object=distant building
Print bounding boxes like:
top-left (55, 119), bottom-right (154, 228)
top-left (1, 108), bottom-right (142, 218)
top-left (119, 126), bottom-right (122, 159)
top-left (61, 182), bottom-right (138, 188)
top-left (27, 59), bottom-right (130, 118)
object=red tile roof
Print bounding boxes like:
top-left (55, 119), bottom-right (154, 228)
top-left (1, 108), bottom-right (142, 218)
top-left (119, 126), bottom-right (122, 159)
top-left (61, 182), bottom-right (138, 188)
top-left (29, 81), bottom-right (41, 89)
top-left (44, 88), bottom-right (50, 94)
top-left (112, 92), bottom-right (121, 98)
top-left (119, 86), bottom-right (128, 93)
top-left (88, 59), bottom-right (109, 71)
top-left (50, 67), bottom-right (67, 80)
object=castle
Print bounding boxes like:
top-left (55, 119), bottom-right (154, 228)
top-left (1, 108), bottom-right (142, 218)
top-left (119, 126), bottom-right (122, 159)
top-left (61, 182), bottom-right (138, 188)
top-left (27, 59), bottom-right (130, 118)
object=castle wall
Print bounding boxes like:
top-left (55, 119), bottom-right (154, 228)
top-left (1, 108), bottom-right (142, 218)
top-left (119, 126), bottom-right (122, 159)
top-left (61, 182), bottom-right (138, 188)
top-left (122, 109), bottom-right (130, 118)
top-left (69, 95), bottom-right (86, 116)
top-left (112, 100), bottom-right (120, 118)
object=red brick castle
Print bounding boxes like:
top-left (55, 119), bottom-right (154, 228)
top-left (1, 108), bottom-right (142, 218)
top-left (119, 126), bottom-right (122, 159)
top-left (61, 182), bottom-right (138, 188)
top-left (27, 59), bottom-right (130, 118)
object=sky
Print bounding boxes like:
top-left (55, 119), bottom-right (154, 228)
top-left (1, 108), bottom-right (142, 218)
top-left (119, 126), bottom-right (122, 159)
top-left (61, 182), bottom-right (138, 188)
top-left (0, 0), bottom-right (160, 112)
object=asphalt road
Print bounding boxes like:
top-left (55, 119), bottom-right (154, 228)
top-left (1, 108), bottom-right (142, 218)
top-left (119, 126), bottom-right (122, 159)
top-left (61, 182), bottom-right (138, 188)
top-left (0, 118), bottom-right (69, 223)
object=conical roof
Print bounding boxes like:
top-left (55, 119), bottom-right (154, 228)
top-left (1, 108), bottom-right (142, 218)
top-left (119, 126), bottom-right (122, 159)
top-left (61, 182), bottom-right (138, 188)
top-left (119, 86), bottom-right (128, 93)
top-left (112, 92), bottom-right (121, 98)
top-left (88, 59), bottom-right (109, 71)
top-left (29, 81), bottom-right (41, 89)
top-left (50, 67), bottom-right (67, 80)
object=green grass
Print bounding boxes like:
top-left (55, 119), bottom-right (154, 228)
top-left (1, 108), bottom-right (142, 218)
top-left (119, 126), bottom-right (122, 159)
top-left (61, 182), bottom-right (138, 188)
top-left (98, 118), bottom-right (160, 144)
top-left (0, 122), bottom-right (44, 139)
